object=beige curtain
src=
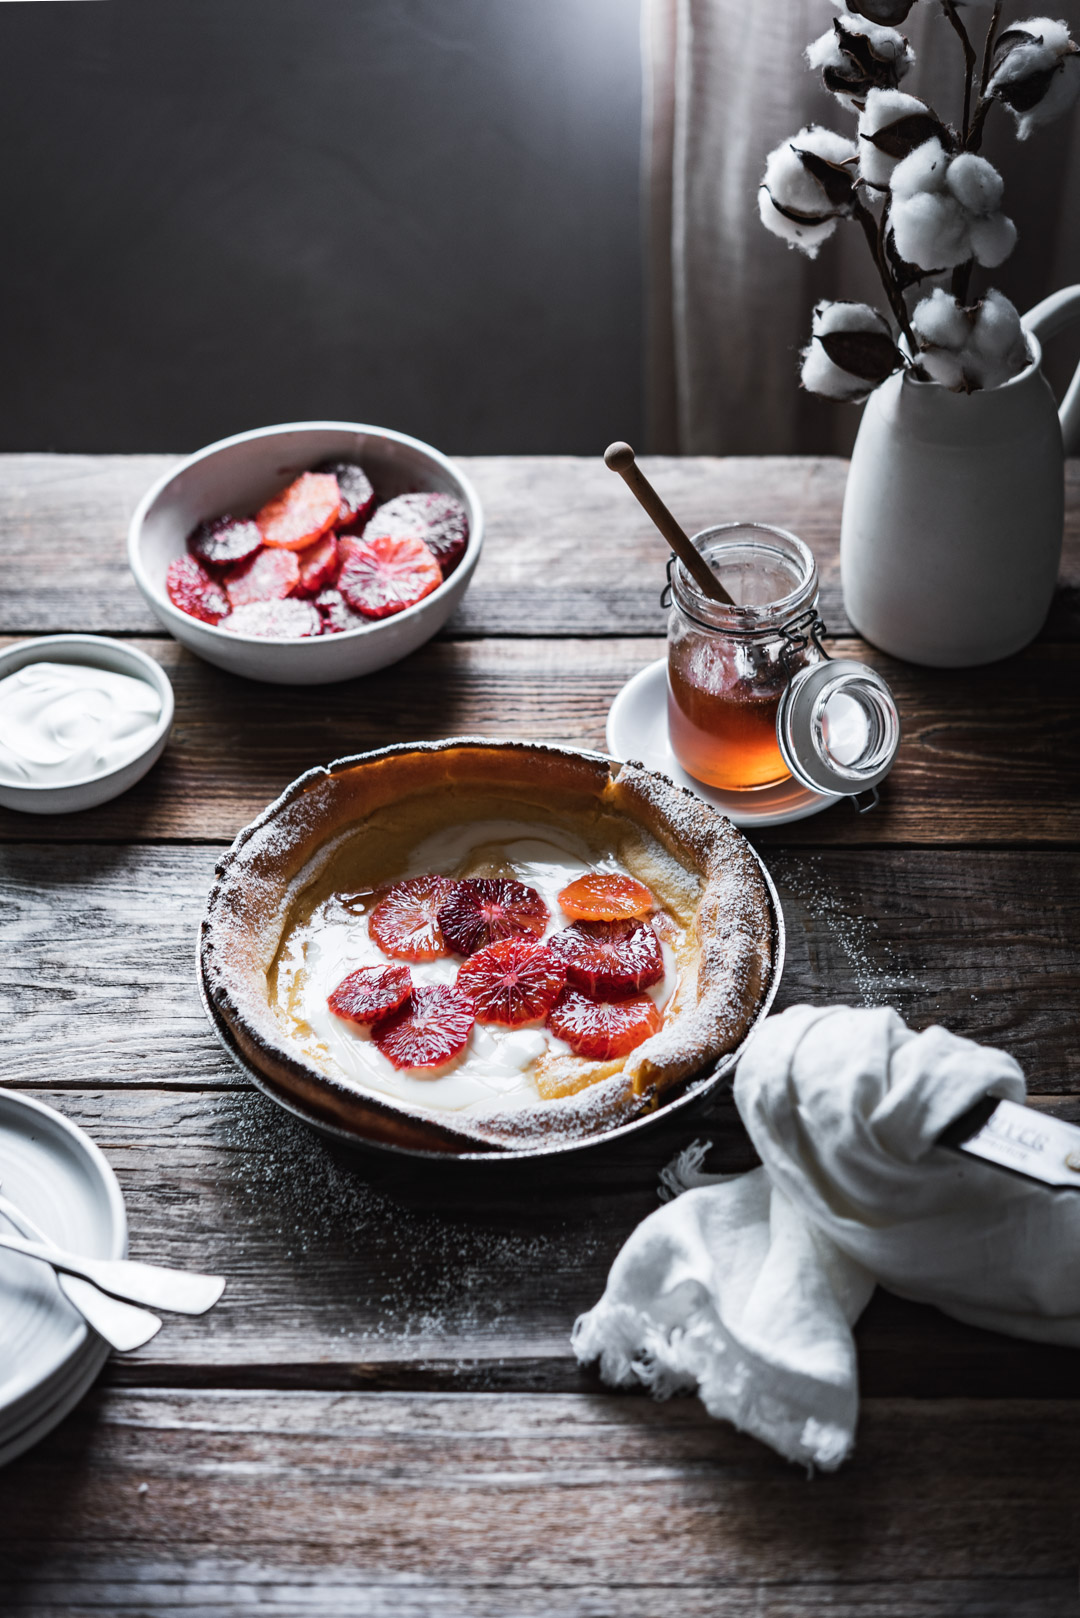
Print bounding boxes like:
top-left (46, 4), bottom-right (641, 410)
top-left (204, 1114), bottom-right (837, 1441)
top-left (644, 0), bottom-right (1080, 454)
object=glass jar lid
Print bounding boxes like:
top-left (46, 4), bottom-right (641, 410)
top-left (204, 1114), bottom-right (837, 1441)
top-left (776, 659), bottom-right (900, 798)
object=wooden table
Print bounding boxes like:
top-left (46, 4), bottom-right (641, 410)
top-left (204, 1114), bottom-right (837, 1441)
top-left (0, 453), bottom-right (1078, 1614)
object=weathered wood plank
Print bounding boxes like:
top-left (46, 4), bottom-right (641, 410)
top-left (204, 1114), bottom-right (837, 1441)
top-left (1, 1572), bottom-right (1073, 1618)
top-left (0, 453), bottom-right (1077, 640)
top-left (0, 1391), bottom-right (1077, 1614)
top-left (0, 1085), bottom-right (1071, 1396)
top-left (0, 636), bottom-right (1077, 846)
top-left (0, 1085), bottom-right (757, 1376)
top-left (1, 846), bottom-right (1076, 1092)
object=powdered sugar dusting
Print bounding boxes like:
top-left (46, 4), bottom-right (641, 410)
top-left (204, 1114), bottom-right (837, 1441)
top-left (221, 1090), bottom-right (607, 1343)
top-left (772, 854), bottom-right (904, 1007)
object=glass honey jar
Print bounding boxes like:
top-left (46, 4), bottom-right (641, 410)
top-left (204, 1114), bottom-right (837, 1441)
top-left (666, 523), bottom-right (899, 804)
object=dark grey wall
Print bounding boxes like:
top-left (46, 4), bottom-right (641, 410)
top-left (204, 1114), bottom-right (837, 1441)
top-left (0, 0), bottom-right (643, 455)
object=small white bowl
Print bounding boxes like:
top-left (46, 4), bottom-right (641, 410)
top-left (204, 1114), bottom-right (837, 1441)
top-left (127, 421), bottom-right (484, 686)
top-left (0, 635), bottom-right (174, 815)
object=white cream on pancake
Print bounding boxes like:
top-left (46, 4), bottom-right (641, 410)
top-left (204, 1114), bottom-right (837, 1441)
top-left (274, 822), bottom-right (678, 1114)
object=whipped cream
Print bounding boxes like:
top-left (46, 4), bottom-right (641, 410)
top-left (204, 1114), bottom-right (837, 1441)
top-left (0, 662), bottom-right (163, 787)
top-left (275, 823), bottom-right (678, 1115)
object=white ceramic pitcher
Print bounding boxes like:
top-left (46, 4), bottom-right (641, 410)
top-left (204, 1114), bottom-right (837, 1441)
top-left (840, 285), bottom-right (1080, 667)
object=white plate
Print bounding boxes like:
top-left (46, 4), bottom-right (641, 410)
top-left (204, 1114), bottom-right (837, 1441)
top-left (606, 658), bottom-right (841, 828)
top-left (0, 1335), bottom-right (110, 1469)
top-left (0, 1090), bottom-right (126, 1466)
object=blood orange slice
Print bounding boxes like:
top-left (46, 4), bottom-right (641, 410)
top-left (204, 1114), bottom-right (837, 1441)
top-left (327, 964), bottom-right (412, 1025)
top-left (224, 547), bottom-right (300, 608)
top-left (437, 878), bottom-right (549, 957)
top-left (187, 516), bottom-right (263, 572)
top-left (256, 471), bottom-right (342, 551)
top-left (557, 873), bottom-right (655, 922)
top-left (367, 492), bottom-right (469, 576)
top-left (293, 534), bottom-right (340, 597)
top-left (220, 599), bottom-right (322, 638)
top-left (369, 875), bottom-right (458, 961)
top-left (319, 460), bottom-right (375, 530)
top-left (313, 587), bottom-right (366, 634)
top-left (338, 533), bottom-right (442, 619)
top-left (372, 984), bottom-right (476, 1071)
top-left (166, 555), bottom-right (229, 624)
top-left (547, 987), bottom-right (661, 1060)
top-left (456, 938), bottom-right (566, 1026)
top-left (547, 918), bottom-right (664, 998)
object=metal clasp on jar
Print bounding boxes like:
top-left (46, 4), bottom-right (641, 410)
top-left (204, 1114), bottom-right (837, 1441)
top-left (779, 607), bottom-right (829, 658)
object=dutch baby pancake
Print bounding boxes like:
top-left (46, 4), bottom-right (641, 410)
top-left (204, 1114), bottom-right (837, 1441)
top-left (200, 740), bottom-right (778, 1153)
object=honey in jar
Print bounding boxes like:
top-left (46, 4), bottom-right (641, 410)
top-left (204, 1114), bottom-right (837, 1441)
top-left (666, 524), bottom-right (822, 792)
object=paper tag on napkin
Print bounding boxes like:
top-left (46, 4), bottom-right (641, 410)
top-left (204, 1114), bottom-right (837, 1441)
top-left (944, 1097), bottom-right (1080, 1188)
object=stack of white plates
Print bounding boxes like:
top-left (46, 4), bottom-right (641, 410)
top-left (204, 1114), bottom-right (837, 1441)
top-left (0, 1089), bottom-right (126, 1467)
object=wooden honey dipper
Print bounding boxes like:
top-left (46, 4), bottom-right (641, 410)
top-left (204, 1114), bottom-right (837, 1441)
top-left (604, 442), bottom-right (735, 606)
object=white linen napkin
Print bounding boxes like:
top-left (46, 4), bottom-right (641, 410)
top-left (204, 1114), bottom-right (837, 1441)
top-left (573, 1004), bottom-right (1080, 1470)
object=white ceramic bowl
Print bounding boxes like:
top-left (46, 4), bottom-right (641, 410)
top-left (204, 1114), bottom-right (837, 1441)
top-left (0, 635), bottom-right (174, 814)
top-left (127, 421), bottom-right (484, 685)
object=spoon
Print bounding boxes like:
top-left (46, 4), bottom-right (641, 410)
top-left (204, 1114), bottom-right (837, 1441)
top-left (0, 1231), bottom-right (225, 1316)
top-left (0, 1187), bottom-right (162, 1352)
top-left (604, 441), bottom-right (735, 606)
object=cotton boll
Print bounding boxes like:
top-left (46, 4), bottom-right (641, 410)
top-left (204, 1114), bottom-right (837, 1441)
top-left (991, 15), bottom-right (1074, 80)
top-left (800, 341), bottom-right (874, 400)
top-left (918, 347), bottom-right (968, 389)
top-left (851, 14), bottom-right (913, 58)
top-left (912, 288), bottom-right (1029, 392)
top-left (912, 290), bottom-right (976, 388)
top-left (858, 92), bottom-right (945, 188)
top-left (859, 137), bottom-right (901, 191)
top-left (967, 211), bottom-right (1018, 267)
top-left (806, 28), bottom-right (842, 73)
top-left (945, 153), bottom-right (1005, 214)
top-left (757, 184), bottom-right (838, 256)
top-left (890, 142), bottom-right (1015, 272)
top-left (1013, 15), bottom-right (1074, 46)
top-left (800, 300), bottom-right (901, 401)
top-left (758, 126), bottom-right (857, 257)
top-left (890, 137), bottom-right (949, 200)
top-left (795, 124), bottom-right (863, 168)
top-left (761, 140), bottom-right (825, 217)
top-left (891, 191), bottom-right (971, 269)
top-left (815, 299), bottom-right (894, 337)
top-left (988, 17), bottom-right (1080, 137)
top-left (971, 292), bottom-right (1030, 386)
top-left (807, 16), bottom-right (914, 110)
top-left (974, 290), bottom-right (1027, 361)
top-left (912, 286), bottom-right (971, 350)
top-left (859, 87), bottom-right (929, 134)
top-left (1012, 52), bottom-right (1080, 137)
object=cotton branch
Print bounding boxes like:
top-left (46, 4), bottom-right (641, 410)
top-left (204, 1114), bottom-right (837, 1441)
top-left (852, 193), bottom-right (922, 359)
top-left (979, 3), bottom-right (1003, 99)
top-left (967, 2), bottom-right (1003, 151)
top-left (941, 0), bottom-right (978, 139)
